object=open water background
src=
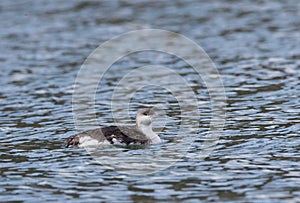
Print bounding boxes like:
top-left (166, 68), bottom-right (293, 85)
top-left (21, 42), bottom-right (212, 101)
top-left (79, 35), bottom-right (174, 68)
top-left (0, 0), bottom-right (299, 202)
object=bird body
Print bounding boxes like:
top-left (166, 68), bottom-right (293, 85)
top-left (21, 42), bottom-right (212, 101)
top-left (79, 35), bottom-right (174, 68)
top-left (64, 108), bottom-right (161, 147)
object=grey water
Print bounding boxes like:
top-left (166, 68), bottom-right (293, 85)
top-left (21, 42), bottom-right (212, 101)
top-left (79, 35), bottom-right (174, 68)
top-left (0, 0), bottom-right (299, 202)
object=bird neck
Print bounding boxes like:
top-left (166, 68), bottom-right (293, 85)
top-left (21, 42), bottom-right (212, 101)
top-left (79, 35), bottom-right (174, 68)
top-left (137, 124), bottom-right (161, 144)
top-left (138, 123), bottom-right (153, 133)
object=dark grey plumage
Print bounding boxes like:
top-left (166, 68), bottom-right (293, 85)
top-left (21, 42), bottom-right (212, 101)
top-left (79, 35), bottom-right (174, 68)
top-left (64, 126), bottom-right (150, 147)
top-left (64, 108), bottom-right (159, 147)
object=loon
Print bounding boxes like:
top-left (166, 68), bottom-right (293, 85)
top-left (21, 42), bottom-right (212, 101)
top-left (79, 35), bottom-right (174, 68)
top-left (64, 108), bottom-right (161, 147)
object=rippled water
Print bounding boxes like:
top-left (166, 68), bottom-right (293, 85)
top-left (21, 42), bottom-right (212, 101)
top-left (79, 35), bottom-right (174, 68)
top-left (1, 0), bottom-right (299, 202)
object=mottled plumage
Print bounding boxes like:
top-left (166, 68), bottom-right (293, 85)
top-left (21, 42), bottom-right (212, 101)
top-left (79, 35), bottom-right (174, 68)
top-left (64, 108), bottom-right (161, 147)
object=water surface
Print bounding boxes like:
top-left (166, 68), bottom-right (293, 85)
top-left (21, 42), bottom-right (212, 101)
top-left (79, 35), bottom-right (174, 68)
top-left (0, 0), bottom-right (299, 202)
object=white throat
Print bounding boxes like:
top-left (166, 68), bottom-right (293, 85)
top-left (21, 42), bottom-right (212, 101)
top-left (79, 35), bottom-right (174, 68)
top-left (138, 124), bottom-right (161, 144)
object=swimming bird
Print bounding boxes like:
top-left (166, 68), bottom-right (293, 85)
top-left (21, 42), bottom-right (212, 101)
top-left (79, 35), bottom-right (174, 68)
top-left (64, 108), bottom-right (161, 147)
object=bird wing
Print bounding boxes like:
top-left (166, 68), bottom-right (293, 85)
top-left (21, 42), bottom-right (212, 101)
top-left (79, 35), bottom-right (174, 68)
top-left (64, 125), bottom-right (149, 147)
top-left (101, 126), bottom-right (149, 145)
